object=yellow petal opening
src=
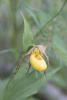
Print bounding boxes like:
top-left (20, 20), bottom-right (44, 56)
top-left (30, 53), bottom-right (47, 71)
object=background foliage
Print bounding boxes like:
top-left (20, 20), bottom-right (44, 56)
top-left (0, 0), bottom-right (67, 100)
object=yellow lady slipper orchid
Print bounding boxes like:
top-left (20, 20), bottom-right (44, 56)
top-left (30, 48), bottom-right (47, 71)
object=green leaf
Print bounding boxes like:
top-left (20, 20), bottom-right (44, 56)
top-left (3, 72), bottom-right (45, 100)
top-left (36, 11), bottom-right (50, 26)
top-left (0, 80), bottom-right (8, 100)
top-left (27, 96), bottom-right (39, 100)
top-left (21, 13), bottom-right (34, 52)
top-left (52, 73), bottom-right (67, 88)
top-left (33, 11), bottom-right (53, 45)
top-left (52, 34), bottom-right (67, 65)
top-left (3, 60), bottom-right (64, 100)
top-left (3, 61), bottom-right (46, 100)
top-left (24, 7), bottom-right (40, 27)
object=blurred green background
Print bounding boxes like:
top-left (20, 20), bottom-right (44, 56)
top-left (0, 0), bottom-right (67, 100)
